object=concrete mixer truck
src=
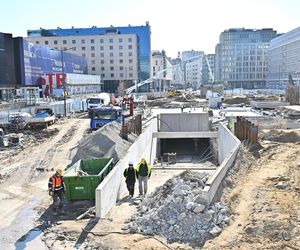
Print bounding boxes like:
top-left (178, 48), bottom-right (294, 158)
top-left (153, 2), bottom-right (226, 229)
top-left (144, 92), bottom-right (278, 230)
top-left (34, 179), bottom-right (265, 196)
top-left (86, 93), bottom-right (116, 110)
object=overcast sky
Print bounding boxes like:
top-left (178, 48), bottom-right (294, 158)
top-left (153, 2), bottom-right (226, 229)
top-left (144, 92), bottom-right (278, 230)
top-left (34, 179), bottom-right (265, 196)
top-left (1, 0), bottom-right (299, 57)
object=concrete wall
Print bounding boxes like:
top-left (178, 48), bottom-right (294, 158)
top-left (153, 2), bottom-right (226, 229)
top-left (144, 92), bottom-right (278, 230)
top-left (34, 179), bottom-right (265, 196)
top-left (95, 118), bottom-right (157, 218)
top-left (159, 113), bottom-right (209, 132)
top-left (201, 123), bottom-right (240, 203)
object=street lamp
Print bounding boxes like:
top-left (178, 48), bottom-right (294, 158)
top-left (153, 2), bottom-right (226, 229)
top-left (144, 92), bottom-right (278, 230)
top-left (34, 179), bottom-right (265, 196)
top-left (51, 47), bottom-right (75, 117)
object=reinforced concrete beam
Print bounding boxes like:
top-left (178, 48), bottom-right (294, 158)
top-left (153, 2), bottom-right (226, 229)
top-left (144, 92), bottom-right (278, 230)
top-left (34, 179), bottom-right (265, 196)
top-left (152, 131), bottom-right (218, 138)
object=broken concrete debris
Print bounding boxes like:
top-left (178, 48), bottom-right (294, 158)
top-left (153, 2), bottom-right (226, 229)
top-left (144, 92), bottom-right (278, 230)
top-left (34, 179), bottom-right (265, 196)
top-left (125, 170), bottom-right (229, 246)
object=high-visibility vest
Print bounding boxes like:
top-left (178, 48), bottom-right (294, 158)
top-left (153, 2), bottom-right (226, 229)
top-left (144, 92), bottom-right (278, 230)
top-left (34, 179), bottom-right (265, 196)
top-left (49, 175), bottom-right (64, 191)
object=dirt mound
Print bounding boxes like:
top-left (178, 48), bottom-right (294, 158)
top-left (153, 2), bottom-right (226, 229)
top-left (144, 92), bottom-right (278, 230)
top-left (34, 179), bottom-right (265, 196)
top-left (71, 122), bottom-right (137, 164)
top-left (260, 129), bottom-right (300, 143)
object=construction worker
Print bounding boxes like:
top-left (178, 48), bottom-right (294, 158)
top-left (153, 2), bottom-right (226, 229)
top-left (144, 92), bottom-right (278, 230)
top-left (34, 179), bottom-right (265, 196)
top-left (48, 168), bottom-right (65, 212)
top-left (136, 158), bottom-right (151, 196)
top-left (123, 161), bottom-right (136, 197)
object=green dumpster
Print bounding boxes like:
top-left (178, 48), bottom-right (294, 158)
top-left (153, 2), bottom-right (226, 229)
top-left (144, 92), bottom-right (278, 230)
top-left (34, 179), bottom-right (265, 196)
top-left (63, 158), bottom-right (114, 200)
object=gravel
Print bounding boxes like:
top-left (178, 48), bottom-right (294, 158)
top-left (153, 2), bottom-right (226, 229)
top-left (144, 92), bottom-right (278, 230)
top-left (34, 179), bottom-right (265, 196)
top-left (126, 170), bottom-right (229, 247)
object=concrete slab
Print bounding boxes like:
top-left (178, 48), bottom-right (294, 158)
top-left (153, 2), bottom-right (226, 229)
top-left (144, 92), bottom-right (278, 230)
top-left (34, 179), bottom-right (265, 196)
top-left (153, 131), bottom-right (218, 138)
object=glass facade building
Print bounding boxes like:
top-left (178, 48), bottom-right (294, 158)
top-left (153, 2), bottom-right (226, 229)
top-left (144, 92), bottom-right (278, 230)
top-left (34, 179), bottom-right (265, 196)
top-left (215, 28), bottom-right (277, 89)
top-left (267, 27), bottom-right (300, 89)
top-left (27, 22), bottom-right (151, 82)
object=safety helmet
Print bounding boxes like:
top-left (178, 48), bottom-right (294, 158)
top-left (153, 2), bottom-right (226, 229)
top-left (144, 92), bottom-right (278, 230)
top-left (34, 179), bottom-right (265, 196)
top-left (56, 169), bottom-right (63, 176)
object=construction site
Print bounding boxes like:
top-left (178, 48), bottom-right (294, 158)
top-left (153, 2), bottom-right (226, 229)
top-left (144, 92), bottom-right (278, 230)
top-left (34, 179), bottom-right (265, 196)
top-left (0, 87), bottom-right (300, 250)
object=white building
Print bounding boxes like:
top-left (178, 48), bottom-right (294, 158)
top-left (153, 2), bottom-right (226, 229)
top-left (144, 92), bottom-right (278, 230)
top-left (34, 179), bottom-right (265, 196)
top-left (202, 54), bottom-right (215, 84)
top-left (185, 54), bottom-right (204, 88)
top-left (267, 27), bottom-right (300, 89)
top-left (151, 50), bottom-right (172, 91)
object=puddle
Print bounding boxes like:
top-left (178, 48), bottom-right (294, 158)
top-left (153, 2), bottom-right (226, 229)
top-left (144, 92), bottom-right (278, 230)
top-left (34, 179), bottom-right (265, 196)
top-left (15, 227), bottom-right (47, 250)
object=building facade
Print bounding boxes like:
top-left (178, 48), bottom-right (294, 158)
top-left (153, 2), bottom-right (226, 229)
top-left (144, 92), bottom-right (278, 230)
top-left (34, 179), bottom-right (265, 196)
top-left (215, 28), bottom-right (277, 89)
top-left (169, 57), bottom-right (184, 87)
top-left (0, 32), bottom-right (17, 100)
top-left (182, 50), bottom-right (203, 61)
top-left (267, 27), bottom-right (300, 89)
top-left (151, 50), bottom-right (172, 91)
top-left (202, 54), bottom-right (215, 84)
top-left (27, 23), bottom-right (151, 92)
top-left (184, 52), bottom-right (204, 88)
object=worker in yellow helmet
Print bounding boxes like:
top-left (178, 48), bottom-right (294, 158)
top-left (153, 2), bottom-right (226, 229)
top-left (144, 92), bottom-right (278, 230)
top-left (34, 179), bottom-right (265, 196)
top-left (136, 158), bottom-right (151, 196)
top-left (48, 168), bottom-right (65, 213)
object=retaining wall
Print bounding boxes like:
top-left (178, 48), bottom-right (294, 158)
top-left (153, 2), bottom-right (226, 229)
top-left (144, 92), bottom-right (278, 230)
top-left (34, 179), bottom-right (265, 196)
top-left (95, 118), bottom-right (157, 218)
top-left (202, 124), bottom-right (240, 203)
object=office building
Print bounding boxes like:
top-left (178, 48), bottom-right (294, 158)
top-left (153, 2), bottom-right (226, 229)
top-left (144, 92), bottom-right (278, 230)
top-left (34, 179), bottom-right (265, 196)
top-left (26, 23), bottom-right (151, 92)
top-left (202, 54), bottom-right (215, 84)
top-left (215, 28), bottom-right (277, 89)
top-left (182, 50), bottom-right (203, 61)
top-left (267, 27), bottom-right (300, 89)
top-left (0, 32), bottom-right (17, 100)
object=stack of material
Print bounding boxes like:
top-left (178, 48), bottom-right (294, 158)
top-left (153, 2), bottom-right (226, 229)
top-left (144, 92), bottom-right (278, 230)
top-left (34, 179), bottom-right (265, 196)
top-left (125, 171), bottom-right (229, 247)
top-left (71, 122), bottom-right (137, 164)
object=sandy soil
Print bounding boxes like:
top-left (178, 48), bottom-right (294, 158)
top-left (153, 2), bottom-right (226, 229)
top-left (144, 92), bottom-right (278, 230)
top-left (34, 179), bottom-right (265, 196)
top-left (204, 132), bottom-right (300, 249)
top-left (0, 118), bottom-right (89, 249)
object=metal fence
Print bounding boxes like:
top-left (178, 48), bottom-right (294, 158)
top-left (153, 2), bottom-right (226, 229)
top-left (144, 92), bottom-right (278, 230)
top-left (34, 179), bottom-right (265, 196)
top-left (0, 98), bottom-right (87, 124)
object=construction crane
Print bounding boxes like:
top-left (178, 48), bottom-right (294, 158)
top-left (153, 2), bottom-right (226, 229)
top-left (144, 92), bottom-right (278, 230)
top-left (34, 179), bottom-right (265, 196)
top-left (125, 66), bottom-right (172, 95)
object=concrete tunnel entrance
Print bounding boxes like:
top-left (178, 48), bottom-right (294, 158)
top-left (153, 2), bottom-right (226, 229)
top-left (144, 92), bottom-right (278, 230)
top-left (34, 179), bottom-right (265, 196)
top-left (158, 138), bottom-right (217, 163)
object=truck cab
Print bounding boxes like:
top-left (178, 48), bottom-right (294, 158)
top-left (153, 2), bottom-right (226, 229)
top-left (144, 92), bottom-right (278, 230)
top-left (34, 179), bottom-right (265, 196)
top-left (89, 106), bottom-right (123, 129)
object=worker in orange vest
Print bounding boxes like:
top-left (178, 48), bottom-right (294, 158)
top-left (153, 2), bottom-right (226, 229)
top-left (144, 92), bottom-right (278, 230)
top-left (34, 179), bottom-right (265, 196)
top-left (48, 169), bottom-right (65, 212)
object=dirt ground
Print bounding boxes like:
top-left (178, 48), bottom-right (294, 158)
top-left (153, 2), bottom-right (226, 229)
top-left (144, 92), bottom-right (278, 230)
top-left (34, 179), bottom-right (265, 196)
top-left (0, 118), bottom-right (89, 249)
top-left (204, 130), bottom-right (300, 249)
top-left (1, 114), bottom-right (300, 250)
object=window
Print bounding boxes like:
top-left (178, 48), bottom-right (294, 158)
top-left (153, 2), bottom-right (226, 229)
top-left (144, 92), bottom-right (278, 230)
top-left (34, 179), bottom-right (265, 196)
top-left (36, 41), bottom-right (39, 44)
top-left (109, 45), bottom-right (113, 50)
top-left (120, 66), bottom-right (124, 70)
top-left (100, 53), bottom-right (104, 57)
top-left (91, 60), bottom-right (95, 64)
top-left (100, 39), bottom-right (104, 43)
top-left (101, 60), bottom-right (104, 64)
top-left (92, 67), bottom-right (95, 71)
top-left (110, 66), bottom-right (114, 70)
top-left (110, 59), bottom-right (114, 64)
top-left (128, 45), bottom-right (133, 49)
top-left (119, 45), bottom-right (123, 50)
top-left (111, 73), bottom-right (114, 77)
top-left (100, 46), bottom-right (104, 50)
top-left (119, 59), bottom-right (123, 63)
top-left (81, 39), bottom-right (85, 44)
top-left (109, 38), bottom-right (113, 43)
top-left (119, 52), bottom-right (123, 57)
top-left (91, 53), bottom-right (95, 57)
top-left (82, 53), bottom-right (86, 57)
top-left (129, 59), bottom-right (133, 63)
top-left (120, 73), bottom-right (124, 77)
top-left (73, 47), bottom-right (76, 51)
top-left (128, 52), bottom-right (132, 56)
top-left (129, 73), bottom-right (133, 77)
top-left (54, 40), bottom-right (57, 44)
top-left (128, 38), bottom-right (132, 42)
top-left (91, 46), bottom-right (95, 51)
top-left (45, 41), bottom-right (49, 45)
top-left (109, 52), bottom-right (113, 57)
top-left (82, 46), bottom-right (86, 51)
top-left (101, 66), bottom-right (105, 71)
top-left (63, 40), bottom-right (67, 44)
top-left (72, 40), bottom-right (76, 44)
top-left (119, 38), bottom-right (123, 43)
top-left (129, 66), bottom-right (133, 70)
top-left (101, 73), bottom-right (105, 78)
top-left (91, 39), bottom-right (94, 44)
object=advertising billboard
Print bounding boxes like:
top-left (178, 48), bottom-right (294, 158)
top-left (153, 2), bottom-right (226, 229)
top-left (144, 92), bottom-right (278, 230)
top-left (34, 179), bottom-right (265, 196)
top-left (21, 39), bottom-right (87, 86)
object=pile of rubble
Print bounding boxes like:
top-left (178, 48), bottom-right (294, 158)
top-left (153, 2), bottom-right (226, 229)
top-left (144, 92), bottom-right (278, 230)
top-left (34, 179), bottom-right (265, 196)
top-left (125, 171), bottom-right (229, 247)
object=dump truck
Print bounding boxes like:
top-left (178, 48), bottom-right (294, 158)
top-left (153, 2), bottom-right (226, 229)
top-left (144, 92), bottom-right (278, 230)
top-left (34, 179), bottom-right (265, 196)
top-left (25, 108), bottom-right (56, 128)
